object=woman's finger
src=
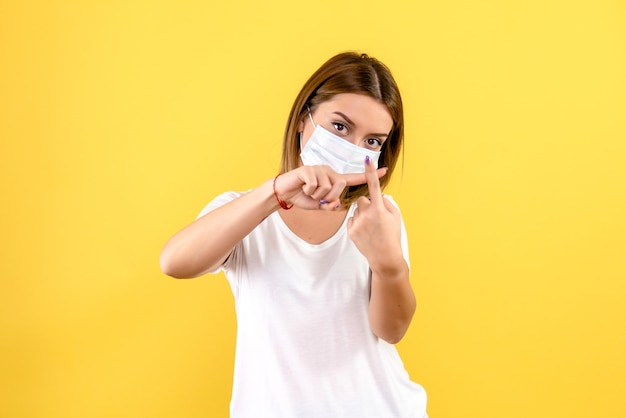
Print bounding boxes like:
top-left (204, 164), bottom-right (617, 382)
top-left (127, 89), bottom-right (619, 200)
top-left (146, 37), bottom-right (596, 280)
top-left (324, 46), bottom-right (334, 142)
top-left (363, 156), bottom-right (383, 206)
top-left (318, 198), bottom-right (341, 211)
top-left (343, 166), bottom-right (388, 187)
top-left (309, 174), bottom-right (333, 201)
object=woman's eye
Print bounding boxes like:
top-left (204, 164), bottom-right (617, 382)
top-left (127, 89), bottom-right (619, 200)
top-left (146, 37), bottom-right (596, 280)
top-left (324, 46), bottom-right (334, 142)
top-left (332, 122), bottom-right (348, 134)
top-left (366, 138), bottom-right (383, 148)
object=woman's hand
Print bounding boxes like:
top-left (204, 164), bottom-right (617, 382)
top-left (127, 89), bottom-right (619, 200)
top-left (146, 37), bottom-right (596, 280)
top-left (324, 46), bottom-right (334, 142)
top-left (347, 156), bottom-right (403, 271)
top-left (273, 165), bottom-right (388, 211)
top-left (348, 156), bottom-right (415, 344)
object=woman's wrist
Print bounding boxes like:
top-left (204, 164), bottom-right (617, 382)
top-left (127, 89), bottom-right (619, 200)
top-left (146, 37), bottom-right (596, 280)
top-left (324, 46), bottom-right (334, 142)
top-left (273, 173), bottom-right (293, 210)
top-left (369, 252), bottom-right (407, 280)
top-left (254, 178), bottom-right (286, 214)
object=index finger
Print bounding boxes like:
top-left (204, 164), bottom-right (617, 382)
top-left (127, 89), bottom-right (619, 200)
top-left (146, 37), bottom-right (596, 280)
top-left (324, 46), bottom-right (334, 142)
top-left (363, 155), bottom-right (383, 205)
top-left (342, 165), bottom-right (387, 188)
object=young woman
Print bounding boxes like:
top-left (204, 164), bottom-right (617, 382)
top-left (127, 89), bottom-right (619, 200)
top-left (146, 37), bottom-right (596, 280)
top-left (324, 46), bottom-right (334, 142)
top-left (160, 52), bottom-right (428, 418)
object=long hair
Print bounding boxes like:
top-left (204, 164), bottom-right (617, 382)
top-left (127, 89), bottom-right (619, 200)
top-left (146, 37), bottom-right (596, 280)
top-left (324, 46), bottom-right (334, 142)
top-left (280, 52), bottom-right (404, 206)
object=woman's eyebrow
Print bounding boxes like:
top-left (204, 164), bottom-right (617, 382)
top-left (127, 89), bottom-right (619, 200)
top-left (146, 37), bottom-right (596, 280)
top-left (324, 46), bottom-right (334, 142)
top-left (332, 111), bottom-right (389, 137)
top-left (332, 111), bottom-right (355, 126)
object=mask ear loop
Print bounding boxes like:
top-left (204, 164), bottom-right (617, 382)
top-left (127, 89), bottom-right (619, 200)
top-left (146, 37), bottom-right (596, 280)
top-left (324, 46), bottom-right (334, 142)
top-left (298, 106), bottom-right (310, 151)
top-left (305, 106), bottom-right (316, 128)
top-left (299, 106), bottom-right (314, 152)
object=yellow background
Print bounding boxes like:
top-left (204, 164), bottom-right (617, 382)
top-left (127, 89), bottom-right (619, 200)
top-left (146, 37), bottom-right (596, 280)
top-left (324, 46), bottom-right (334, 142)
top-left (1, 1), bottom-right (625, 417)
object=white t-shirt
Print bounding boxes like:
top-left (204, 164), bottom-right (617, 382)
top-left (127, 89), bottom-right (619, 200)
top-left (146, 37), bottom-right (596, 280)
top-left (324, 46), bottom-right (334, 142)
top-left (199, 191), bottom-right (427, 418)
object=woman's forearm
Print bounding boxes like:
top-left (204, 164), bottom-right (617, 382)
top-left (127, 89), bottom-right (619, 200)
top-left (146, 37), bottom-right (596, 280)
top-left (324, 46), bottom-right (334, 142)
top-left (160, 179), bottom-right (278, 278)
top-left (368, 259), bottom-right (416, 344)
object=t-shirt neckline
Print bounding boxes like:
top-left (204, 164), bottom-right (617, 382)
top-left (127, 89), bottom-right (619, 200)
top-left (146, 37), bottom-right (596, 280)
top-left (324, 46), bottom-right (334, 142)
top-left (272, 203), bottom-right (357, 249)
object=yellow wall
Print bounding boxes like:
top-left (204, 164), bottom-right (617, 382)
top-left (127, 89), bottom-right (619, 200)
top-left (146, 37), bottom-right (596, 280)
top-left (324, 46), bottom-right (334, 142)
top-left (1, 1), bottom-right (625, 417)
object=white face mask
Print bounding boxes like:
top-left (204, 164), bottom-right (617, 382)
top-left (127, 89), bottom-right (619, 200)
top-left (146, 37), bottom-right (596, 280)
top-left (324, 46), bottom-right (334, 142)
top-left (299, 113), bottom-right (382, 174)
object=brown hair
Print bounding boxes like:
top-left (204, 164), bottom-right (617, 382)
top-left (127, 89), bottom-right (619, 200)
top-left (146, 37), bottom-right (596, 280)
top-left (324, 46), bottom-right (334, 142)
top-left (280, 52), bottom-right (404, 206)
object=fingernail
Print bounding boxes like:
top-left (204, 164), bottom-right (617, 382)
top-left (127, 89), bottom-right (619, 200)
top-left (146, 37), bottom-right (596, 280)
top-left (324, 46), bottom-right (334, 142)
top-left (319, 199), bottom-right (328, 205)
top-left (335, 203), bottom-right (341, 209)
top-left (365, 155), bottom-right (370, 165)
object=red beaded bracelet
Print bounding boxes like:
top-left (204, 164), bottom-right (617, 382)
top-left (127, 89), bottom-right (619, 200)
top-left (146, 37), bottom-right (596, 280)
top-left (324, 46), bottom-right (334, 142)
top-left (273, 173), bottom-right (293, 210)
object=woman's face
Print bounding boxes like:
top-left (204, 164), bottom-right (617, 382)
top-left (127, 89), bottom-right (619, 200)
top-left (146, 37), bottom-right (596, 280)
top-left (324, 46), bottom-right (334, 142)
top-left (299, 93), bottom-right (393, 153)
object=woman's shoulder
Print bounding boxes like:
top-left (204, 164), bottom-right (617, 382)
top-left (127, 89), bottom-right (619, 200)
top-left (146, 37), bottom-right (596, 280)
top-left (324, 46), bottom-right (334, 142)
top-left (382, 194), bottom-right (400, 207)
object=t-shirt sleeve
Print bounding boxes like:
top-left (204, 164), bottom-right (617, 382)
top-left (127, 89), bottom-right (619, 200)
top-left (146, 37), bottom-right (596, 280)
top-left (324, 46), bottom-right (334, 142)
top-left (195, 191), bottom-right (245, 274)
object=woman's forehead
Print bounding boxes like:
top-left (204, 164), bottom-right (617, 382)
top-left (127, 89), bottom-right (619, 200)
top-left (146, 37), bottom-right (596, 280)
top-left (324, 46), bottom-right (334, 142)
top-left (317, 93), bottom-right (393, 131)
